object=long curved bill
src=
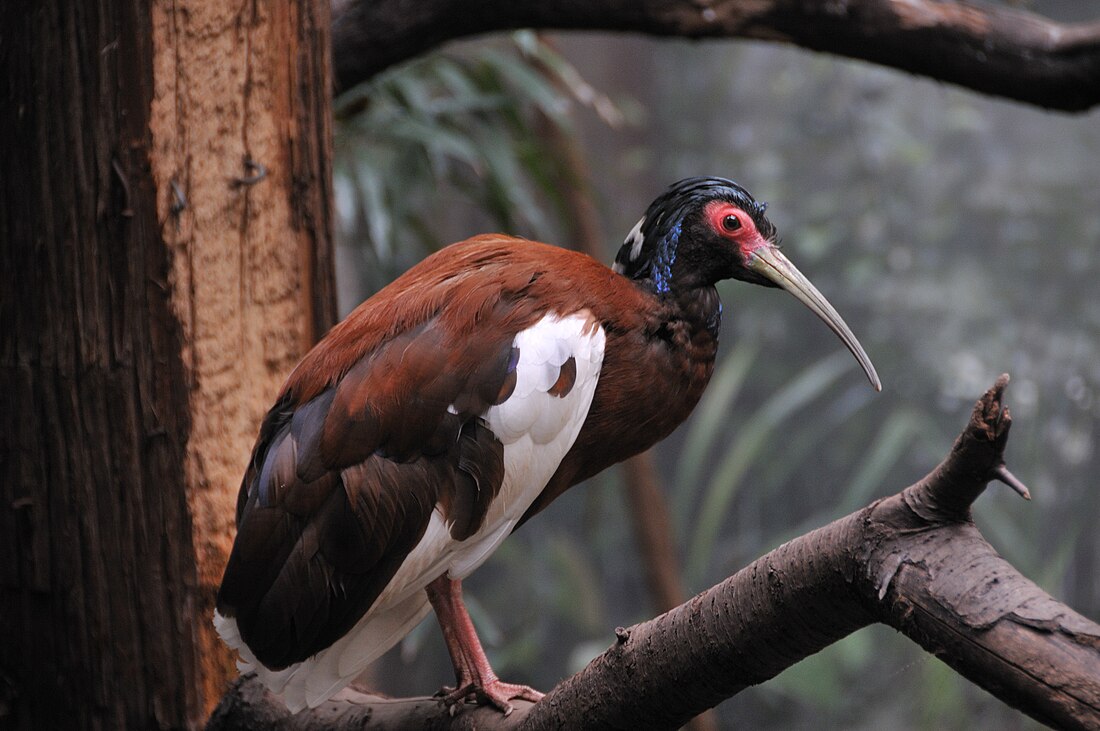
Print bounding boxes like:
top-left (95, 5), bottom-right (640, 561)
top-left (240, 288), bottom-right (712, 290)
top-left (749, 245), bottom-right (882, 392)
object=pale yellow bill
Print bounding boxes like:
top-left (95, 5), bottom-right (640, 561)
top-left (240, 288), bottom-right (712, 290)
top-left (749, 245), bottom-right (882, 392)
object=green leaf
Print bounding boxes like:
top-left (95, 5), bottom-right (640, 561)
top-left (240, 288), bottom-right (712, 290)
top-left (837, 409), bottom-right (931, 513)
top-left (672, 343), bottom-right (759, 527)
top-left (685, 351), bottom-right (854, 585)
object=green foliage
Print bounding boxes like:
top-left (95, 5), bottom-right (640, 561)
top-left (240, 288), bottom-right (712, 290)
top-left (680, 350), bottom-right (857, 585)
top-left (333, 32), bottom-right (624, 295)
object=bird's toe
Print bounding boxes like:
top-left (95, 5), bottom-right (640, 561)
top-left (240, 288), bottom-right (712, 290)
top-left (436, 679), bottom-right (543, 716)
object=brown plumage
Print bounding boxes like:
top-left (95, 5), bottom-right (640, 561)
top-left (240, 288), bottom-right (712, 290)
top-left (215, 178), bottom-right (879, 714)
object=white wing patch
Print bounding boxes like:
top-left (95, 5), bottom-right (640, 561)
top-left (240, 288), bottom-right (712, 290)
top-left (216, 311), bottom-right (606, 712)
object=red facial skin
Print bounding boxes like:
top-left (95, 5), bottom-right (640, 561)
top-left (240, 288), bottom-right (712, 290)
top-left (703, 199), bottom-right (772, 258)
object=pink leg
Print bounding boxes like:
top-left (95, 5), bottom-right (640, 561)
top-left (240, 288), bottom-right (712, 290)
top-left (425, 574), bottom-right (544, 715)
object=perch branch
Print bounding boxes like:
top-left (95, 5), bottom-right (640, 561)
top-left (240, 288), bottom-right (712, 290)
top-left (207, 376), bottom-right (1100, 729)
top-left (332, 0), bottom-right (1100, 111)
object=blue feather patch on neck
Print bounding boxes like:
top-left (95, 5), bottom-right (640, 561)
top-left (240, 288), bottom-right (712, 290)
top-left (706, 300), bottom-right (723, 336)
top-left (652, 221), bottom-right (681, 294)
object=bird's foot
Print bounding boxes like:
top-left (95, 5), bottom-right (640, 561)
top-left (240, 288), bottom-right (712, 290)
top-left (436, 679), bottom-right (544, 716)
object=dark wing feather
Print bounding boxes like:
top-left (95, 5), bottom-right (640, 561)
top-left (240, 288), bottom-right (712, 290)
top-left (216, 281), bottom-right (531, 669)
top-left (442, 419), bottom-right (508, 541)
top-left (289, 389), bottom-right (335, 485)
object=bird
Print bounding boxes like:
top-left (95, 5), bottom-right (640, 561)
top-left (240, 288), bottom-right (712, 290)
top-left (214, 176), bottom-right (881, 714)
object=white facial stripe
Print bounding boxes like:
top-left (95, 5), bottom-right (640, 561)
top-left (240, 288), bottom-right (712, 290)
top-left (625, 216), bottom-right (646, 261)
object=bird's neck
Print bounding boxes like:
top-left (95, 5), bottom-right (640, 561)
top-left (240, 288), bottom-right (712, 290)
top-left (649, 283), bottom-right (723, 343)
top-left (549, 281), bottom-right (721, 492)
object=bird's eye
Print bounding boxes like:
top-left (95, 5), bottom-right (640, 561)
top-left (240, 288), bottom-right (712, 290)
top-left (722, 214), bottom-right (742, 232)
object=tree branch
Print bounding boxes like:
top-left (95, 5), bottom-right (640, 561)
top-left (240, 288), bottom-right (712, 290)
top-left (331, 0), bottom-right (1100, 112)
top-left (207, 376), bottom-right (1100, 729)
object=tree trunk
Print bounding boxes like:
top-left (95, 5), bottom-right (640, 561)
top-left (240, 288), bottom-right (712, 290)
top-left (0, 1), bottom-right (335, 728)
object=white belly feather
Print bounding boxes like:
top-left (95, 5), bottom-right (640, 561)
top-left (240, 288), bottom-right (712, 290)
top-left (215, 311), bottom-right (606, 711)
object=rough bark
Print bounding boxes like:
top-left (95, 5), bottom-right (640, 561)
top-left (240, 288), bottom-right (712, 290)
top-left (0, 1), bottom-right (203, 727)
top-left (148, 0), bottom-right (337, 712)
top-left (1, 0), bottom-right (335, 728)
top-left (331, 0), bottom-right (1100, 112)
top-left (206, 377), bottom-right (1100, 729)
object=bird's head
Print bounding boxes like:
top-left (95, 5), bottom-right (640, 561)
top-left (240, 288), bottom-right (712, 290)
top-left (614, 177), bottom-right (881, 391)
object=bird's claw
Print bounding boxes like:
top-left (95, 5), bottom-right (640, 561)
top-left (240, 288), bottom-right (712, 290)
top-left (436, 680), bottom-right (544, 716)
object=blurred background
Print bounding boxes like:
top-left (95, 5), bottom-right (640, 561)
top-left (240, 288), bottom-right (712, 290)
top-left (330, 2), bottom-right (1099, 727)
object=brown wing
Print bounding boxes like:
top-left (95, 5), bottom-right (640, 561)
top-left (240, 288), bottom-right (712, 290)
top-left (216, 243), bottom-right (547, 670)
top-left (216, 410), bottom-right (507, 670)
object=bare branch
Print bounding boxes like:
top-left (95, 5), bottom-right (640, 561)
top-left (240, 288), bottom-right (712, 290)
top-left (332, 0), bottom-right (1100, 111)
top-left (861, 375), bottom-right (1100, 728)
top-left (207, 377), bottom-right (1100, 729)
